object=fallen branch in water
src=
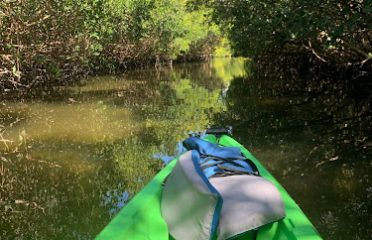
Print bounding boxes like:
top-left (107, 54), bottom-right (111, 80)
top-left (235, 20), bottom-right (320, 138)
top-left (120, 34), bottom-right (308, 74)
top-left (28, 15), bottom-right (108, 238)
top-left (0, 133), bottom-right (13, 150)
top-left (14, 199), bottom-right (46, 212)
top-left (316, 156), bottom-right (339, 168)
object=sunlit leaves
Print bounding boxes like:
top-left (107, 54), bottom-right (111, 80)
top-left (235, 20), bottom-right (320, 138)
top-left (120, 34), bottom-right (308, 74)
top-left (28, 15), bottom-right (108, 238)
top-left (194, 0), bottom-right (372, 64)
top-left (0, 0), bottom-right (226, 92)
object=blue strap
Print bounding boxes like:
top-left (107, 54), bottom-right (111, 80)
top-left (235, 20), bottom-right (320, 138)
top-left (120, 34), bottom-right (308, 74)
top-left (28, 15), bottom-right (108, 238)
top-left (183, 137), bottom-right (245, 160)
top-left (183, 137), bottom-right (256, 178)
top-left (190, 150), bottom-right (222, 239)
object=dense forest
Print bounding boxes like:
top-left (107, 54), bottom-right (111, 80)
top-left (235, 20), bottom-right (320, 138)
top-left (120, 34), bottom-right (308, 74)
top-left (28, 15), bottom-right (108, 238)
top-left (0, 0), bottom-right (227, 92)
top-left (1, 0), bottom-right (371, 93)
top-left (193, 0), bottom-right (371, 72)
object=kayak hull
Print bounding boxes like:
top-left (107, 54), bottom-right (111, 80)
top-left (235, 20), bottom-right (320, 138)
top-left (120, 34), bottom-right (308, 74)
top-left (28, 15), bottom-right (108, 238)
top-left (96, 134), bottom-right (322, 240)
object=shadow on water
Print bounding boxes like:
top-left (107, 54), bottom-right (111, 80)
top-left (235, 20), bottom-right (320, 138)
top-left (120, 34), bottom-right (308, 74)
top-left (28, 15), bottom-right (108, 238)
top-left (0, 58), bottom-right (245, 239)
top-left (2, 56), bottom-right (369, 239)
top-left (214, 63), bottom-right (372, 239)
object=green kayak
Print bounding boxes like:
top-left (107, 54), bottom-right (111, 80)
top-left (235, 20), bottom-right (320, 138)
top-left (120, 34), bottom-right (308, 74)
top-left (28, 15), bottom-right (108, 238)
top-left (96, 134), bottom-right (322, 240)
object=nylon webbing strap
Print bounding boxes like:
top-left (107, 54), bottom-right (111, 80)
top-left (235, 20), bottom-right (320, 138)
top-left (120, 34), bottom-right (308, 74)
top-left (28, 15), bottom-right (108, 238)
top-left (183, 137), bottom-right (259, 179)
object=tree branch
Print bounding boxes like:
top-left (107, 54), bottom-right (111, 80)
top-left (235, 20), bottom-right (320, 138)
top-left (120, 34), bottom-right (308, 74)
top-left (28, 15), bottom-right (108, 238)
top-left (304, 40), bottom-right (327, 63)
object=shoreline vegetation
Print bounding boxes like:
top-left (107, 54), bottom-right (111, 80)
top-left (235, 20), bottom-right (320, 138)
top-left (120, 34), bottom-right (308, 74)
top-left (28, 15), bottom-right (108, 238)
top-left (0, 0), bottom-right (230, 94)
top-left (203, 1), bottom-right (371, 62)
top-left (191, 0), bottom-right (372, 79)
top-left (1, 0), bottom-right (371, 95)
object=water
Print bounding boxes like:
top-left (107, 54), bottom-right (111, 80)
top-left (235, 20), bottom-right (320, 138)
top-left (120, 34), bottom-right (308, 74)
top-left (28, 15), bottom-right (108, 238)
top-left (0, 59), bottom-right (245, 239)
top-left (1, 58), bottom-right (371, 239)
top-left (213, 71), bottom-right (372, 239)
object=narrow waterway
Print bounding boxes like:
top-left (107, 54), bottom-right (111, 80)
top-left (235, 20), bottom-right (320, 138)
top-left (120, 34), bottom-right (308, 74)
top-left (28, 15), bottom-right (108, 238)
top-left (0, 58), bottom-right (370, 239)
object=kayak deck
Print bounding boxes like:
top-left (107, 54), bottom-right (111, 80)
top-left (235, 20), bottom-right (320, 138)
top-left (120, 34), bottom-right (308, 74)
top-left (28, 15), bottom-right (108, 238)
top-left (96, 135), bottom-right (322, 240)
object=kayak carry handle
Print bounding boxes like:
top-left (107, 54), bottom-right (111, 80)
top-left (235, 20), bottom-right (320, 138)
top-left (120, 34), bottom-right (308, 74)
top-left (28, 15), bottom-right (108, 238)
top-left (206, 126), bottom-right (233, 136)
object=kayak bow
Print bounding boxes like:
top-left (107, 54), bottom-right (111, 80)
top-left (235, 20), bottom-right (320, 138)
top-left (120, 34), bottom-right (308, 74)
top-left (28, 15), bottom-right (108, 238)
top-left (96, 134), bottom-right (322, 240)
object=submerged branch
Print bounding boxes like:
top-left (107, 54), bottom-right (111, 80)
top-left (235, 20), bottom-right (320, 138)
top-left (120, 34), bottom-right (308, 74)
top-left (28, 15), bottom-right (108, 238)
top-left (304, 41), bottom-right (327, 63)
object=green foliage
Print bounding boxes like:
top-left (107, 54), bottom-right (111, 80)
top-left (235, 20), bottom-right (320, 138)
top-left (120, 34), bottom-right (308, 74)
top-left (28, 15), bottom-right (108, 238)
top-left (213, 37), bottom-right (232, 57)
top-left (0, 0), bottom-right (227, 92)
top-left (194, 0), bottom-right (372, 65)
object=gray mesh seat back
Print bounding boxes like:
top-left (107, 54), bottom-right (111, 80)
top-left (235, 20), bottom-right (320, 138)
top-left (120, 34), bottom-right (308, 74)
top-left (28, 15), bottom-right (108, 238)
top-left (209, 175), bottom-right (285, 240)
top-left (161, 151), bottom-right (220, 240)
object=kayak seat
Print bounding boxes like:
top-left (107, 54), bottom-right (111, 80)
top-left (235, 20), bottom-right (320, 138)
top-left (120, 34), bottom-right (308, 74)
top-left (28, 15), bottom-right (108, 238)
top-left (210, 175), bottom-right (285, 240)
top-left (161, 149), bottom-right (285, 240)
top-left (161, 151), bottom-right (221, 240)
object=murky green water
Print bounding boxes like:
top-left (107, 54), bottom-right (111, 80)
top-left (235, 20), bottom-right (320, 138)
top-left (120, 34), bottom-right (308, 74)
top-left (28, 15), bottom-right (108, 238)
top-left (0, 59), bottom-right (244, 239)
top-left (1, 58), bottom-right (371, 239)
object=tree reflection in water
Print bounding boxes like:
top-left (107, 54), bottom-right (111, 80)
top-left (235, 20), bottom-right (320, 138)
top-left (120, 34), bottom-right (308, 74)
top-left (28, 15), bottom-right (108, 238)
top-left (214, 64), bottom-right (371, 239)
top-left (0, 57), bottom-right (370, 239)
top-left (0, 58), bottom-right (244, 239)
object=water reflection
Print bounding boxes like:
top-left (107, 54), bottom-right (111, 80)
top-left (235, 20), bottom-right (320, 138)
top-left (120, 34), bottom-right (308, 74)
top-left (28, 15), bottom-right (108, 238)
top-left (0, 58), bottom-right (245, 239)
top-left (214, 64), bottom-right (371, 239)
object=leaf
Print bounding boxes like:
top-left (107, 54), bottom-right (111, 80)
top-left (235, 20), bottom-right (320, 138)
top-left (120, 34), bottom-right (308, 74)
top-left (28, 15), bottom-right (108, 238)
top-left (363, 5), bottom-right (371, 14)
top-left (12, 66), bottom-right (17, 75)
